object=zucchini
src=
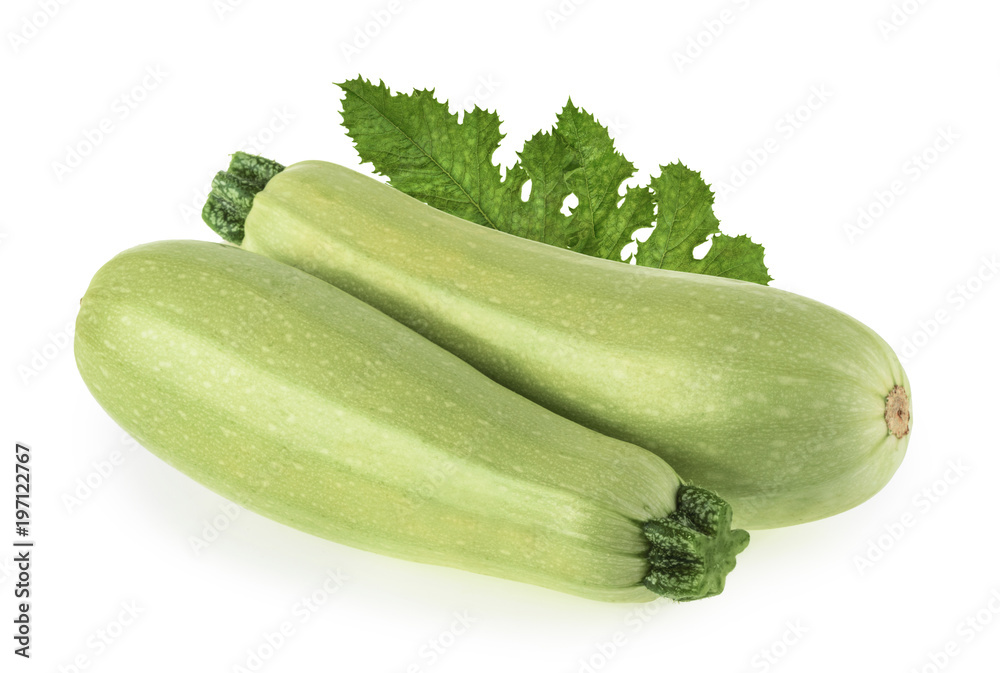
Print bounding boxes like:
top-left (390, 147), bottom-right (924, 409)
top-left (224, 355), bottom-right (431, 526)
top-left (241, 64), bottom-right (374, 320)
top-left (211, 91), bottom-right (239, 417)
top-left (203, 153), bottom-right (913, 529)
top-left (74, 240), bottom-right (749, 602)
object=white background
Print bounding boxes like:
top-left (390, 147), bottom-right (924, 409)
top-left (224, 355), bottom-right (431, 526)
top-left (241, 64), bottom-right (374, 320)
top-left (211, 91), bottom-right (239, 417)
top-left (2, 0), bottom-right (998, 671)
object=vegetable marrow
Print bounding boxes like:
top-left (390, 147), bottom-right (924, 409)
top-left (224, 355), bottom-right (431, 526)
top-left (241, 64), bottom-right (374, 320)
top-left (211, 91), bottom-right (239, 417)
top-left (203, 153), bottom-right (913, 529)
top-left (74, 240), bottom-right (749, 602)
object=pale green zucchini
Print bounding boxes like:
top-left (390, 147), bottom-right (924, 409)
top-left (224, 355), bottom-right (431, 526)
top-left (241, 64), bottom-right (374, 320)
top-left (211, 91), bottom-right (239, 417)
top-left (74, 240), bottom-right (748, 602)
top-left (203, 153), bottom-right (913, 529)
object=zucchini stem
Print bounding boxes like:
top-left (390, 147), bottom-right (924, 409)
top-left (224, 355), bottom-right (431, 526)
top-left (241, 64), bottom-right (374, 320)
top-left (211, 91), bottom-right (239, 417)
top-left (885, 385), bottom-right (911, 438)
top-left (643, 485), bottom-right (750, 601)
top-left (203, 152), bottom-right (285, 245)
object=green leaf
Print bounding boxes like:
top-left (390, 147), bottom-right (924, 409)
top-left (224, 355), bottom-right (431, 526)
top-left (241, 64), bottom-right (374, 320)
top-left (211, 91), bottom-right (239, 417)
top-left (338, 77), bottom-right (769, 284)
top-left (547, 102), bottom-right (655, 260)
top-left (641, 163), bottom-right (772, 284)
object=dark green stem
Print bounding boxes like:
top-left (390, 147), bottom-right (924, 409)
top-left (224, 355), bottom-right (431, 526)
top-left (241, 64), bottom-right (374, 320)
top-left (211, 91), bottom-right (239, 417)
top-left (642, 485), bottom-right (750, 601)
top-left (202, 152), bottom-right (285, 245)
